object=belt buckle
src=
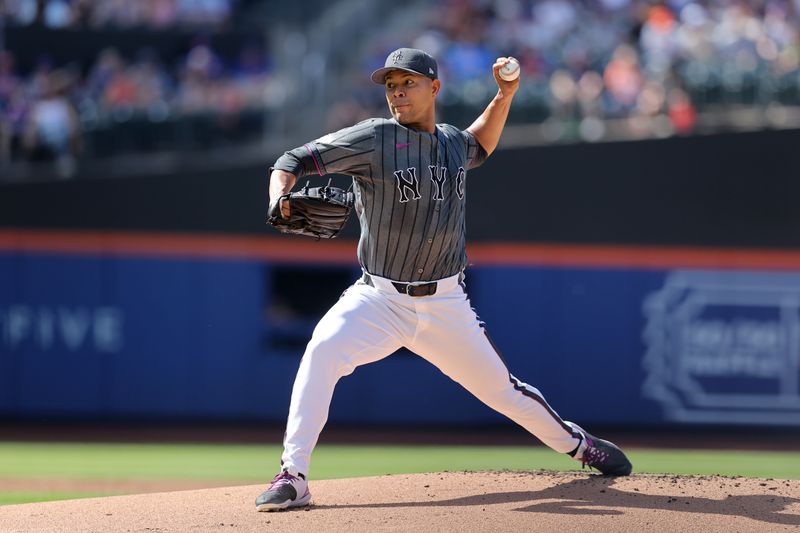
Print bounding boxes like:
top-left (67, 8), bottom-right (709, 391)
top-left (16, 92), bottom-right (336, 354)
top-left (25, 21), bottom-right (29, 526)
top-left (407, 282), bottom-right (434, 297)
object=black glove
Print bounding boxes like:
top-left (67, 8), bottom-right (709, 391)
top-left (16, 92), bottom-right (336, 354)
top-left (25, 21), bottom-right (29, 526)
top-left (267, 181), bottom-right (355, 239)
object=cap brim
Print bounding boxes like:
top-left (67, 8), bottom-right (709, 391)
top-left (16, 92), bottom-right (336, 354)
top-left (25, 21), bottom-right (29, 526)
top-left (370, 66), bottom-right (428, 84)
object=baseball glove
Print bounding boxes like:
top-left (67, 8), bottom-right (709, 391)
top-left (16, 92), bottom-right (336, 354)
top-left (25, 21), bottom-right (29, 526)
top-left (267, 181), bottom-right (355, 239)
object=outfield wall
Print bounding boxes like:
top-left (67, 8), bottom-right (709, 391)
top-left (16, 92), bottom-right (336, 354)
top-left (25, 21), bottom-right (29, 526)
top-left (1, 128), bottom-right (799, 427)
top-left (1, 234), bottom-right (798, 427)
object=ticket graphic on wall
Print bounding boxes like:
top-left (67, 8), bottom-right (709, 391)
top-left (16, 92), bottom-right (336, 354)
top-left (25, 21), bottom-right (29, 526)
top-left (642, 271), bottom-right (800, 425)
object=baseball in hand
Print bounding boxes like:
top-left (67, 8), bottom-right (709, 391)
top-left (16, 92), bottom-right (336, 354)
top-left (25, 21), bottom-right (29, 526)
top-left (499, 58), bottom-right (520, 81)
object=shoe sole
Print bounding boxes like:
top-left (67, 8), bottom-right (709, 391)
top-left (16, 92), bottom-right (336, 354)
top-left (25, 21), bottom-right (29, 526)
top-left (603, 464), bottom-right (633, 476)
top-left (256, 492), bottom-right (312, 512)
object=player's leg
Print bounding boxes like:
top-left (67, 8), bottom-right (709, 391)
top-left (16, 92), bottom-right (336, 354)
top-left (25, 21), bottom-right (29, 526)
top-left (257, 282), bottom-right (406, 511)
top-left (281, 282), bottom-right (405, 476)
top-left (412, 292), bottom-right (579, 453)
top-left (411, 285), bottom-right (631, 475)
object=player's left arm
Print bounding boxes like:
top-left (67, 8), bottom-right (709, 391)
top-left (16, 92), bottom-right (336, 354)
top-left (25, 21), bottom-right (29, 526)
top-left (466, 57), bottom-right (520, 157)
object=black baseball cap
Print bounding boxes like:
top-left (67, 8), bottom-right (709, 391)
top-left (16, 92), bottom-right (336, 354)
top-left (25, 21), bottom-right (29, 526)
top-left (370, 48), bottom-right (438, 84)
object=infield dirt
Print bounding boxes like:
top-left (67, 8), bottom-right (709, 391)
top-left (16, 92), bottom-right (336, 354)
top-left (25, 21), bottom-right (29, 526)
top-left (1, 470), bottom-right (798, 532)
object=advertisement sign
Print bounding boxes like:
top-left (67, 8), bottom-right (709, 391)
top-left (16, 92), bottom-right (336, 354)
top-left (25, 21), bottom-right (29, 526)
top-left (643, 271), bottom-right (800, 425)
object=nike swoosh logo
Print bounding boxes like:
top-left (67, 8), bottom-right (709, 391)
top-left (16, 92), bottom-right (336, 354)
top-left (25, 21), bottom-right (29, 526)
top-left (395, 142), bottom-right (411, 149)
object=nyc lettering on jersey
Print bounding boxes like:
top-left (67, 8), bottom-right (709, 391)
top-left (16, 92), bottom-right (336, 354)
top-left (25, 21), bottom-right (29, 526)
top-left (394, 166), bottom-right (466, 203)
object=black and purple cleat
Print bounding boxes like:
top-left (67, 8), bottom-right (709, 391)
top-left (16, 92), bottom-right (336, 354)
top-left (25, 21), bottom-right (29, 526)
top-left (567, 422), bottom-right (633, 476)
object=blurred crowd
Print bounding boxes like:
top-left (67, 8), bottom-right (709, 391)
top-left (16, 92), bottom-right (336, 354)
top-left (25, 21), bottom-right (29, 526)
top-left (1, 0), bottom-right (234, 29)
top-left (0, 41), bottom-right (272, 175)
top-left (0, 0), bottom-right (271, 176)
top-left (346, 0), bottom-right (800, 139)
top-left (3, 0), bottom-right (800, 176)
top-left (0, 41), bottom-right (270, 173)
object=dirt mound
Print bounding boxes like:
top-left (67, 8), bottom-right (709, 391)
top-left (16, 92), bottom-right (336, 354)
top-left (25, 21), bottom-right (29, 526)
top-left (1, 471), bottom-right (798, 532)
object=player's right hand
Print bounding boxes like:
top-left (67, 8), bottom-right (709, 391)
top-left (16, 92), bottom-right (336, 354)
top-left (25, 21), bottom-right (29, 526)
top-left (280, 198), bottom-right (291, 218)
top-left (492, 57), bottom-right (520, 98)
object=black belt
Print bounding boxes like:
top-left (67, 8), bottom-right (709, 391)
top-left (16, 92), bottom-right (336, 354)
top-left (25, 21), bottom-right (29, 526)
top-left (363, 273), bottom-right (437, 297)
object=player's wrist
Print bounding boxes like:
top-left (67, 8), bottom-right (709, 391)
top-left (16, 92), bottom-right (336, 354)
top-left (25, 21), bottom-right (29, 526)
top-left (268, 199), bottom-right (281, 220)
top-left (495, 88), bottom-right (517, 101)
top-left (268, 196), bottom-right (289, 220)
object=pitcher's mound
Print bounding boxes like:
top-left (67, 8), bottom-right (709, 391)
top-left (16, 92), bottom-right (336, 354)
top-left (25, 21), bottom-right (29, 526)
top-left (2, 471), bottom-right (798, 532)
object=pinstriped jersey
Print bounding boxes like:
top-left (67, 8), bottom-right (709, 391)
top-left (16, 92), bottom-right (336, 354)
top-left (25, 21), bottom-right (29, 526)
top-left (273, 118), bottom-right (487, 282)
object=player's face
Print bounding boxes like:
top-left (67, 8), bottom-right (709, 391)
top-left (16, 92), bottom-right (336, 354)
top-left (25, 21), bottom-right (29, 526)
top-left (384, 70), bottom-right (439, 130)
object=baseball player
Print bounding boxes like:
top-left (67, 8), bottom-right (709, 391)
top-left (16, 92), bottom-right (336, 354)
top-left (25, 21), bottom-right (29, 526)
top-left (257, 48), bottom-right (632, 512)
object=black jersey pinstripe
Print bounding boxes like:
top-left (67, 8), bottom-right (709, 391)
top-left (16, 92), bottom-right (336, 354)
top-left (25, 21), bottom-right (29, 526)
top-left (273, 118), bottom-right (487, 282)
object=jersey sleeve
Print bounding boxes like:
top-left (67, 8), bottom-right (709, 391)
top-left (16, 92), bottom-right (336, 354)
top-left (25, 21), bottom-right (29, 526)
top-left (272, 119), bottom-right (377, 178)
top-left (462, 129), bottom-right (488, 170)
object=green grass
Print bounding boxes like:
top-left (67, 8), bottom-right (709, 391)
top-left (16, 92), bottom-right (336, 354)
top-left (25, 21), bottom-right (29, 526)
top-left (1, 442), bottom-right (798, 505)
top-left (0, 491), bottom-right (113, 505)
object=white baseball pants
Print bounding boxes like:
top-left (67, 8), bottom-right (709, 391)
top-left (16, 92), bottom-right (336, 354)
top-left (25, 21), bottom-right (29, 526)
top-left (280, 271), bottom-right (581, 477)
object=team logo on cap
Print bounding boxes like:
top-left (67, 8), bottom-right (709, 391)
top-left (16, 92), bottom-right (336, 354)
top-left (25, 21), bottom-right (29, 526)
top-left (392, 50), bottom-right (404, 63)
